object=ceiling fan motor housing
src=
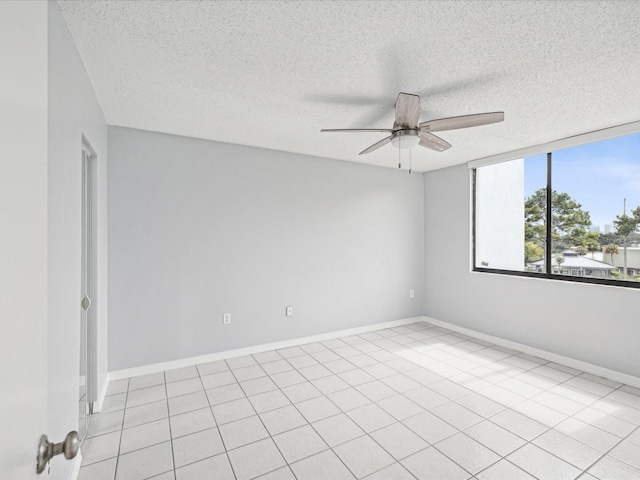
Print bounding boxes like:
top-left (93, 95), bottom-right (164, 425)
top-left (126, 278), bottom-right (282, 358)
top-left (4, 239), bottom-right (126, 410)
top-left (391, 129), bottom-right (420, 149)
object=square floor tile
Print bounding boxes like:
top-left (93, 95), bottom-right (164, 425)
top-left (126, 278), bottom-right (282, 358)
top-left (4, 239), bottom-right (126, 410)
top-left (325, 358), bottom-right (358, 374)
top-left (431, 401), bottom-right (483, 430)
top-left (574, 406), bottom-right (636, 437)
top-left (87, 410), bottom-right (124, 438)
top-left (296, 395), bottom-right (340, 423)
top-left (82, 431), bottom-right (121, 465)
top-left (401, 446), bottom-right (469, 480)
top-left (124, 399), bottom-right (168, 429)
top-left (255, 467), bottom-right (297, 480)
top-left (212, 397), bottom-right (255, 425)
top-left (233, 364), bottom-right (267, 382)
top-left (282, 382), bottom-right (322, 403)
top-left (240, 376), bottom-right (278, 396)
top-left (290, 449), bottom-right (356, 480)
top-left (312, 413), bottom-right (365, 447)
top-left (120, 418), bottom-right (171, 454)
top-left (78, 457), bottom-right (117, 480)
top-left (277, 346), bottom-right (306, 359)
top-left (463, 420), bottom-right (525, 456)
top-left (533, 429), bottom-right (602, 470)
top-left (288, 354), bottom-right (319, 369)
top-left (106, 379), bottom-right (129, 396)
top-left (355, 380), bottom-right (398, 402)
top-left (363, 463), bottom-right (415, 480)
top-left (312, 375), bottom-right (350, 395)
top-left (489, 409), bottom-right (548, 440)
top-left (175, 453), bottom-right (234, 480)
top-left (362, 363), bottom-right (397, 379)
top-left (259, 405), bottom-right (307, 435)
top-left (226, 355), bottom-right (258, 369)
top-left (554, 417), bottom-right (620, 452)
top-left (346, 403), bottom-right (396, 433)
top-left (507, 444), bottom-right (581, 480)
top-left (402, 411), bottom-right (457, 444)
top-left (101, 393), bottom-right (127, 413)
top-left (253, 350), bottom-right (283, 364)
top-left (166, 377), bottom-right (203, 398)
top-left (370, 422), bottom-right (429, 460)
top-left (271, 370), bottom-right (306, 388)
top-left (404, 386), bottom-right (448, 410)
top-left (381, 374), bottom-right (421, 393)
top-left (196, 360), bottom-right (229, 376)
top-left (126, 385), bottom-right (167, 408)
top-left (273, 425), bottom-right (329, 463)
top-left (249, 389), bottom-right (291, 414)
top-left (205, 383), bottom-right (245, 406)
top-left (299, 364), bottom-right (333, 381)
top-left (587, 454), bottom-right (640, 480)
top-left (168, 391), bottom-right (209, 416)
top-left (165, 366), bottom-right (199, 383)
top-left (455, 392), bottom-right (505, 418)
top-left (129, 372), bottom-right (165, 391)
top-left (172, 427), bottom-right (225, 468)
top-left (435, 432), bottom-right (500, 474)
top-left (376, 394), bottom-right (424, 420)
top-left (219, 414), bottom-right (269, 450)
top-left (262, 360), bottom-right (294, 375)
top-left (170, 407), bottom-right (216, 438)
top-left (610, 439), bottom-right (640, 470)
top-left (328, 387), bottom-right (371, 411)
top-left (228, 438), bottom-right (286, 480)
top-left (339, 369), bottom-right (376, 386)
top-left (115, 441), bottom-right (173, 480)
top-left (201, 371), bottom-right (236, 390)
top-left (334, 435), bottom-right (395, 478)
top-left (476, 459), bottom-right (536, 480)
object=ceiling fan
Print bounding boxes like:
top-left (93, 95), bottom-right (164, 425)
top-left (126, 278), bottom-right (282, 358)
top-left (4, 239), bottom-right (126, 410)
top-left (321, 92), bottom-right (504, 155)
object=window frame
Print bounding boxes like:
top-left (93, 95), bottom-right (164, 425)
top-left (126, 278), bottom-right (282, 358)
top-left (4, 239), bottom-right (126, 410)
top-left (471, 142), bottom-right (640, 289)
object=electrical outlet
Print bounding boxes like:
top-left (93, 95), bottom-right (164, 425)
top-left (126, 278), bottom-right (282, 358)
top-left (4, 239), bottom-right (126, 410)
top-left (223, 313), bottom-right (231, 325)
top-left (409, 289), bottom-right (415, 299)
top-left (286, 306), bottom-right (293, 317)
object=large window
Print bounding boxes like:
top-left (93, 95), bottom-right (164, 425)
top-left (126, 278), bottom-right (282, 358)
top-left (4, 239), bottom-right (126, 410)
top-left (473, 132), bottom-right (640, 287)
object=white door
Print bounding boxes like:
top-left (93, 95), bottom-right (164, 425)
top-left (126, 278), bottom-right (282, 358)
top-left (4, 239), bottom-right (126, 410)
top-left (0, 2), bottom-right (50, 478)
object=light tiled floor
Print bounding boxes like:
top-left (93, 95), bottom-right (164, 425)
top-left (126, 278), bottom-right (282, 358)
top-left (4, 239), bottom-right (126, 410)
top-left (79, 322), bottom-right (640, 480)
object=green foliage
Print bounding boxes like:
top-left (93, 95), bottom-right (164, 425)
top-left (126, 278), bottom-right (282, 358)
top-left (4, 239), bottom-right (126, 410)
top-left (610, 269), bottom-right (621, 278)
top-left (524, 241), bottom-right (544, 263)
top-left (604, 243), bottom-right (619, 264)
top-left (524, 188), bottom-right (592, 253)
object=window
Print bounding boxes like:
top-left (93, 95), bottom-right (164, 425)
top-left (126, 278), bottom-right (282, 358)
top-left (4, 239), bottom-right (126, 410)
top-left (473, 131), bottom-right (640, 287)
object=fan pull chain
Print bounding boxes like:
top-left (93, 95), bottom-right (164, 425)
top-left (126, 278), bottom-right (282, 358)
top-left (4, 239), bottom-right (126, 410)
top-left (409, 148), bottom-right (412, 174)
top-left (398, 138), bottom-right (401, 169)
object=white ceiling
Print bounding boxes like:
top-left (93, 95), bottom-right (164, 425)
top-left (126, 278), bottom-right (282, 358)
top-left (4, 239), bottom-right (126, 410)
top-left (58, 0), bottom-right (640, 172)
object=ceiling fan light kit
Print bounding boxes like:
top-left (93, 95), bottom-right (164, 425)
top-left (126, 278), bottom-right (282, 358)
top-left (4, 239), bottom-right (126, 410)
top-left (321, 92), bottom-right (504, 162)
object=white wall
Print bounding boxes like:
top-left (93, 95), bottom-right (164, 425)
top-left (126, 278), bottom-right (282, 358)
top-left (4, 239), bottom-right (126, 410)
top-left (475, 159), bottom-right (524, 270)
top-left (48, 3), bottom-right (108, 478)
top-left (108, 127), bottom-right (424, 371)
top-left (424, 163), bottom-right (640, 378)
top-left (0, 2), bottom-right (49, 478)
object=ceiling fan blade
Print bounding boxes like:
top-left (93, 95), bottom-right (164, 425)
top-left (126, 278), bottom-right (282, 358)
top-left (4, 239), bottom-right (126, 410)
top-left (419, 132), bottom-right (452, 152)
top-left (321, 128), bottom-right (394, 133)
top-left (359, 136), bottom-right (392, 155)
top-left (420, 112), bottom-right (504, 132)
top-left (395, 92), bottom-right (421, 128)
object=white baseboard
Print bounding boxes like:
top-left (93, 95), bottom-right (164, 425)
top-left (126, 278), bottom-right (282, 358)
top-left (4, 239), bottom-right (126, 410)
top-left (92, 374), bottom-right (110, 413)
top-left (423, 316), bottom-right (640, 389)
top-left (109, 316), bottom-right (424, 381)
top-left (69, 451), bottom-right (82, 480)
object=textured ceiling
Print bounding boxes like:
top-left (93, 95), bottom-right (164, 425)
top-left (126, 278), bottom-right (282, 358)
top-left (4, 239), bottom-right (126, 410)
top-left (58, 0), bottom-right (640, 172)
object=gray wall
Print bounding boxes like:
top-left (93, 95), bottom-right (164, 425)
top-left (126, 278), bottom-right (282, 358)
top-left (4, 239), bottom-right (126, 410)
top-left (423, 163), bottom-right (640, 378)
top-left (48, 3), bottom-right (108, 478)
top-left (108, 127), bottom-right (424, 371)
